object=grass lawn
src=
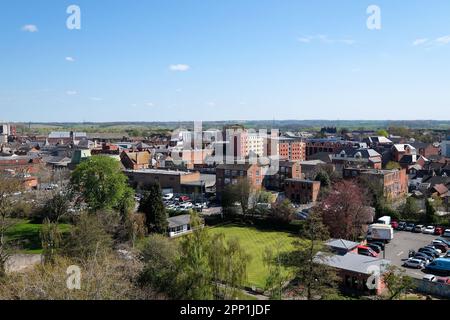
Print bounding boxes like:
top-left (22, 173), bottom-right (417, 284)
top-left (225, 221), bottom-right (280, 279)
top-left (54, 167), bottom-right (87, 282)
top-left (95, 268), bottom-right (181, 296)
top-left (5, 219), bottom-right (71, 254)
top-left (209, 223), bottom-right (297, 289)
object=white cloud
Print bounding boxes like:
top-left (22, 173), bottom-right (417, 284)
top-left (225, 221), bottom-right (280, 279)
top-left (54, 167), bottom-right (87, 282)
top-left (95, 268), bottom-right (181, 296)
top-left (65, 56), bottom-right (75, 62)
top-left (169, 64), bottom-right (190, 72)
top-left (297, 35), bottom-right (355, 45)
top-left (413, 38), bottom-right (428, 46)
top-left (436, 35), bottom-right (450, 45)
top-left (413, 35), bottom-right (450, 48)
top-left (22, 24), bottom-right (38, 33)
top-left (66, 90), bottom-right (77, 96)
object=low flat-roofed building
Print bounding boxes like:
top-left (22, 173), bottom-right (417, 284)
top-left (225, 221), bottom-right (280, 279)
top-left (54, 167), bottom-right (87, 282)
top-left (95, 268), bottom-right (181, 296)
top-left (314, 252), bottom-right (391, 295)
top-left (125, 168), bottom-right (201, 193)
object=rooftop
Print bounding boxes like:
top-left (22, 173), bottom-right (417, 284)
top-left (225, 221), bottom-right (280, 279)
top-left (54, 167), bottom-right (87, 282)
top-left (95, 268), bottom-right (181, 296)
top-left (315, 252), bottom-right (391, 275)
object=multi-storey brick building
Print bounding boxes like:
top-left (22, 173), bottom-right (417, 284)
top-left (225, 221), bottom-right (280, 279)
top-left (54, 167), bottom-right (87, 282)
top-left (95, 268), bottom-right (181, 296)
top-left (216, 163), bottom-right (266, 199)
top-left (264, 160), bottom-right (302, 191)
top-left (343, 167), bottom-right (408, 200)
top-left (284, 178), bottom-right (321, 204)
top-left (269, 137), bottom-right (306, 161)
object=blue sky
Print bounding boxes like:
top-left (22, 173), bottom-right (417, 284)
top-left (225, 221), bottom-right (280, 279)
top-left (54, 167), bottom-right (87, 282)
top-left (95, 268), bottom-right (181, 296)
top-left (1, 0), bottom-right (450, 122)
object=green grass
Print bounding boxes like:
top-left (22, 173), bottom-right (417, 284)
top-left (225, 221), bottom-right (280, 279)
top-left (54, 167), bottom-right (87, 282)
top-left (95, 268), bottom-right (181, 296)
top-left (209, 223), bottom-right (297, 289)
top-left (5, 219), bottom-right (71, 254)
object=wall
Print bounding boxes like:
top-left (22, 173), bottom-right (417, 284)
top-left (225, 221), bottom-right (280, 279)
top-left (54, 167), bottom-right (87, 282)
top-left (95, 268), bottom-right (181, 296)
top-left (412, 278), bottom-right (450, 298)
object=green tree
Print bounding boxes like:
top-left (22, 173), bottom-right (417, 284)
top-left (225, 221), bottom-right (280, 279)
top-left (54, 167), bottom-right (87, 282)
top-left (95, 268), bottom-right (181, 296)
top-left (263, 244), bottom-right (289, 300)
top-left (70, 156), bottom-right (134, 212)
top-left (425, 198), bottom-right (437, 224)
top-left (400, 197), bottom-right (421, 221)
top-left (383, 265), bottom-right (414, 300)
top-left (376, 129), bottom-right (389, 137)
top-left (42, 191), bottom-right (70, 222)
top-left (208, 234), bottom-right (251, 299)
top-left (385, 161), bottom-right (401, 170)
top-left (139, 184), bottom-right (168, 234)
top-left (139, 233), bottom-right (179, 298)
top-left (177, 212), bottom-right (213, 299)
top-left (285, 211), bottom-right (338, 300)
top-left (63, 213), bottom-right (113, 261)
top-left (314, 170), bottom-right (331, 188)
top-left (270, 199), bottom-right (295, 223)
top-left (40, 218), bottom-right (62, 264)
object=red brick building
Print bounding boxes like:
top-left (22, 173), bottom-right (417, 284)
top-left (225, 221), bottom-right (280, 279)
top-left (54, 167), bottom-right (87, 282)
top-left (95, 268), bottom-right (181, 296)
top-left (216, 163), bottom-right (265, 199)
top-left (264, 160), bottom-right (302, 191)
top-left (284, 178), bottom-right (321, 204)
top-left (306, 139), bottom-right (361, 159)
top-left (120, 151), bottom-right (151, 170)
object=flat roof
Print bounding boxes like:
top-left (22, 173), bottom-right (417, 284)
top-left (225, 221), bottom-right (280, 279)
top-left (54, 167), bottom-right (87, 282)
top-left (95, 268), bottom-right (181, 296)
top-left (315, 252), bottom-right (391, 275)
top-left (125, 169), bottom-right (196, 176)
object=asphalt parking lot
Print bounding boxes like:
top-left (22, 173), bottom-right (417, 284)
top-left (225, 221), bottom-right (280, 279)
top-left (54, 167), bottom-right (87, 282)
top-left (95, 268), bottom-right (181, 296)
top-left (384, 231), bottom-right (441, 279)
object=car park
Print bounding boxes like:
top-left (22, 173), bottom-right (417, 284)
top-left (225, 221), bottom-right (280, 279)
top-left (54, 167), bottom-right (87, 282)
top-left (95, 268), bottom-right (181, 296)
top-left (414, 225), bottom-right (425, 233)
top-left (405, 223), bottom-right (415, 232)
top-left (423, 226), bottom-right (435, 235)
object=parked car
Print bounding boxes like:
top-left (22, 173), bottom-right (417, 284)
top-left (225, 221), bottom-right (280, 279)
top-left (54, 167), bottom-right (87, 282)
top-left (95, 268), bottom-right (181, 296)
top-left (435, 227), bottom-right (445, 236)
top-left (367, 243), bottom-right (382, 254)
top-left (432, 243), bottom-right (448, 253)
top-left (424, 245), bottom-right (442, 255)
top-left (405, 223), bottom-right (415, 232)
top-left (179, 196), bottom-right (191, 202)
top-left (415, 251), bottom-right (434, 261)
top-left (398, 221), bottom-right (407, 231)
top-left (367, 240), bottom-right (385, 250)
top-left (413, 254), bottom-right (432, 264)
top-left (414, 225), bottom-right (425, 233)
top-left (423, 274), bottom-right (438, 282)
top-left (437, 238), bottom-right (450, 246)
top-left (445, 252), bottom-right (450, 259)
top-left (425, 258), bottom-right (450, 275)
top-left (423, 226), bottom-right (436, 235)
top-left (419, 247), bottom-right (440, 258)
top-left (357, 245), bottom-right (378, 257)
top-left (436, 277), bottom-right (450, 284)
top-left (403, 258), bottom-right (425, 269)
top-left (391, 221), bottom-right (399, 229)
top-left (444, 229), bottom-right (450, 238)
top-left (163, 193), bottom-right (174, 200)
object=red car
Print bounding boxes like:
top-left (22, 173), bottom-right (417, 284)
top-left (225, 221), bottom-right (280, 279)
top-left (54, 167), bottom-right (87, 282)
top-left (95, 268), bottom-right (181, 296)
top-left (179, 195), bottom-right (191, 202)
top-left (391, 221), bottom-right (399, 229)
top-left (436, 277), bottom-right (450, 285)
top-left (435, 227), bottom-right (444, 236)
top-left (357, 245), bottom-right (378, 258)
